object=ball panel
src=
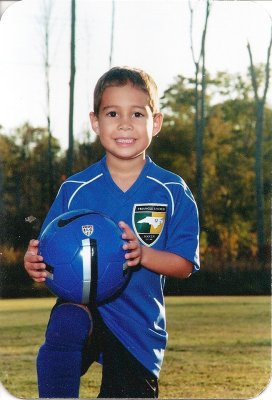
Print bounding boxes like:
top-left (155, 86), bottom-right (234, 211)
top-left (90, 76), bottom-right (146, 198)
top-left (45, 262), bottom-right (84, 303)
top-left (39, 209), bottom-right (130, 304)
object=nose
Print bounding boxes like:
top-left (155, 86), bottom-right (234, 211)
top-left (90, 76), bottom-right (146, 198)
top-left (118, 115), bottom-right (132, 131)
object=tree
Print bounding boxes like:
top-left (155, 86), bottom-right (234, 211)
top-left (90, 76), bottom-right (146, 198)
top-left (73, 134), bottom-right (104, 172)
top-left (151, 75), bottom-right (196, 183)
top-left (153, 70), bottom-right (271, 266)
top-left (247, 26), bottom-right (272, 262)
top-left (41, 0), bottom-right (54, 204)
top-left (67, 0), bottom-right (76, 177)
top-left (188, 0), bottom-right (211, 229)
top-left (0, 124), bottom-right (62, 247)
top-left (0, 126), bottom-right (4, 213)
top-left (109, 0), bottom-right (115, 68)
top-left (1, 124), bottom-right (61, 216)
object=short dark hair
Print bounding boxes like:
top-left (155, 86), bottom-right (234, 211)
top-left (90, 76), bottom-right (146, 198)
top-left (93, 66), bottom-right (159, 115)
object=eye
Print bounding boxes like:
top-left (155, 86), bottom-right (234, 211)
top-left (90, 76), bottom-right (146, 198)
top-left (134, 112), bottom-right (144, 118)
top-left (107, 111), bottom-right (117, 117)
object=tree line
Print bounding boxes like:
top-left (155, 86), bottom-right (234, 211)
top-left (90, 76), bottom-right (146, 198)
top-left (0, 68), bottom-right (271, 297)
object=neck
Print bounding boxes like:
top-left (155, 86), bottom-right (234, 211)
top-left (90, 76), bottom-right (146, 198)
top-left (105, 155), bottom-right (147, 192)
top-left (106, 154), bottom-right (146, 175)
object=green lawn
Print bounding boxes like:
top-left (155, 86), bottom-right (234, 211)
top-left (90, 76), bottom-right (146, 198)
top-left (0, 296), bottom-right (270, 398)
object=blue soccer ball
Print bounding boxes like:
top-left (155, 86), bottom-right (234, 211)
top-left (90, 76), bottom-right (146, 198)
top-left (38, 209), bottom-right (130, 304)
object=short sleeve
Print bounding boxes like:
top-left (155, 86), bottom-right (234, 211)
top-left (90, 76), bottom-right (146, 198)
top-left (165, 182), bottom-right (200, 272)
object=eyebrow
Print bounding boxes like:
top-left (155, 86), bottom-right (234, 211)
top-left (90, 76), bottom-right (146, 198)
top-left (101, 105), bottom-right (147, 111)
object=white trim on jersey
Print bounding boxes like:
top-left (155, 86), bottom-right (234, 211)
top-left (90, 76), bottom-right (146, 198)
top-left (56, 180), bottom-right (86, 197)
top-left (165, 181), bottom-right (194, 203)
top-left (146, 176), bottom-right (175, 216)
top-left (67, 174), bottom-right (104, 209)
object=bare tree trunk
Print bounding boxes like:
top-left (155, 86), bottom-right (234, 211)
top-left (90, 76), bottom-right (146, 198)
top-left (189, 0), bottom-right (211, 229)
top-left (247, 26), bottom-right (272, 262)
top-left (42, 0), bottom-right (54, 204)
top-left (67, 0), bottom-right (76, 177)
top-left (0, 0), bottom-right (2, 213)
top-left (109, 0), bottom-right (115, 68)
top-left (0, 152), bottom-right (3, 213)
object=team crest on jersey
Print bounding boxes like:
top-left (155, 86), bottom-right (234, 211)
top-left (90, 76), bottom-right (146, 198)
top-left (132, 204), bottom-right (167, 246)
top-left (82, 225), bottom-right (94, 237)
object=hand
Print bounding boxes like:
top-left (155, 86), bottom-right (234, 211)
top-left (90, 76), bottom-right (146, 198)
top-left (24, 239), bottom-right (47, 283)
top-left (119, 221), bottom-right (142, 268)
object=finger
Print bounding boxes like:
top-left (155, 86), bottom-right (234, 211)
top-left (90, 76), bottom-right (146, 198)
top-left (123, 240), bottom-right (138, 251)
top-left (28, 268), bottom-right (47, 279)
top-left (125, 248), bottom-right (141, 259)
top-left (32, 274), bottom-right (47, 283)
top-left (29, 239), bottom-right (39, 247)
top-left (126, 257), bottom-right (141, 267)
top-left (124, 245), bottom-right (142, 265)
top-left (118, 220), bottom-right (128, 230)
top-left (27, 239), bottom-right (39, 253)
top-left (26, 242), bottom-right (40, 257)
top-left (25, 261), bottom-right (46, 270)
top-left (24, 264), bottom-right (47, 281)
top-left (119, 221), bottom-right (136, 241)
top-left (34, 278), bottom-right (46, 283)
top-left (24, 255), bottom-right (44, 265)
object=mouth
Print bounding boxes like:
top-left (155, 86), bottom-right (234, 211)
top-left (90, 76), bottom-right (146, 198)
top-left (115, 138), bottom-right (135, 145)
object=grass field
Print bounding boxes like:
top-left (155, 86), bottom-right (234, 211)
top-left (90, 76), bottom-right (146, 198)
top-left (0, 296), bottom-right (271, 399)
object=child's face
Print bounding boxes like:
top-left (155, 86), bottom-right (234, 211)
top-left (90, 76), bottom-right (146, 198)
top-left (89, 84), bottom-right (163, 163)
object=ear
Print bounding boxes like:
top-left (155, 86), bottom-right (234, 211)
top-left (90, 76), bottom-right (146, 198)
top-left (152, 113), bottom-right (163, 137)
top-left (89, 112), bottom-right (100, 135)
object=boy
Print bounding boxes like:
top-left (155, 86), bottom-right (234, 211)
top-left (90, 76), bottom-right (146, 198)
top-left (24, 66), bottom-right (200, 398)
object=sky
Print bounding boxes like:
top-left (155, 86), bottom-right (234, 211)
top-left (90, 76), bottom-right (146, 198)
top-left (0, 0), bottom-right (271, 149)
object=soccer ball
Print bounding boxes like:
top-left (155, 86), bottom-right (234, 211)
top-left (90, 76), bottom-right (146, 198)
top-left (38, 209), bottom-right (130, 305)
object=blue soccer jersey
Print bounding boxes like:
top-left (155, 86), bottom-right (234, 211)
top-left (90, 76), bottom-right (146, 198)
top-left (40, 156), bottom-right (200, 377)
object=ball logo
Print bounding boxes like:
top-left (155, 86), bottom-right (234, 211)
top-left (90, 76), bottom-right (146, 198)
top-left (82, 225), bottom-right (94, 237)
